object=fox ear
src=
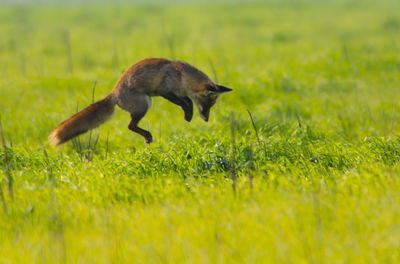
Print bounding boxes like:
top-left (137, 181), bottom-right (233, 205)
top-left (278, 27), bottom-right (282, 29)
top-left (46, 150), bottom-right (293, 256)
top-left (217, 85), bottom-right (233, 93)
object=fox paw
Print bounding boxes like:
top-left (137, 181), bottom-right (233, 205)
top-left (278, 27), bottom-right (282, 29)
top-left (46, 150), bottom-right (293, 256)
top-left (184, 113), bottom-right (193, 122)
top-left (144, 133), bottom-right (153, 144)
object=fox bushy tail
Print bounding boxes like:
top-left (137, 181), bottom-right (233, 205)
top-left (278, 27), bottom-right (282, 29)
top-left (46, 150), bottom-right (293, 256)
top-left (49, 95), bottom-right (116, 146)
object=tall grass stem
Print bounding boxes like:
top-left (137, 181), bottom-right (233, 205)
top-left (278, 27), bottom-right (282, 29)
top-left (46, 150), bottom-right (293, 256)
top-left (0, 114), bottom-right (13, 201)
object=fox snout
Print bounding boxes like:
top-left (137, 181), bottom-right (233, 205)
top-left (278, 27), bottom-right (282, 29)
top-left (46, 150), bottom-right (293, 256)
top-left (199, 107), bottom-right (210, 122)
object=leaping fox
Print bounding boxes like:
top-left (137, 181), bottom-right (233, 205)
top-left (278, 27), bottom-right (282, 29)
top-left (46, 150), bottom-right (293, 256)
top-left (49, 58), bottom-right (232, 145)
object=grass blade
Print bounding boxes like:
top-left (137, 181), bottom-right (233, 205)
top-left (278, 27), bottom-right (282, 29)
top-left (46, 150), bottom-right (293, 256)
top-left (231, 112), bottom-right (237, 197)
top-left (0, 114), bottom-right (13, 201)
top-left (247, 109), bottom-right (260, 146)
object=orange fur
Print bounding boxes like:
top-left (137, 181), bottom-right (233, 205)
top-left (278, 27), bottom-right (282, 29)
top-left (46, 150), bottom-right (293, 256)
top-left (49, 96), bottom-right (115, 145)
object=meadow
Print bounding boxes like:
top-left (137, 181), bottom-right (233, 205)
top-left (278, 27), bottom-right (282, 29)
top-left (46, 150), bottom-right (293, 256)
top-left (1, 0), bottom-right (400, 263)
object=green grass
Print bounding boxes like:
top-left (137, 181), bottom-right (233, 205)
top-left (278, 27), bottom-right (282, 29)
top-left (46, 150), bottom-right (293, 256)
top-left (1, 0), bottom-right (400, 263)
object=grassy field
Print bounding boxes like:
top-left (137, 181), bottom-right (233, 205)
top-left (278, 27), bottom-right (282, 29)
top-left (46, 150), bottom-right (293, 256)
top-left (1, 0), bottom-right (400, 263)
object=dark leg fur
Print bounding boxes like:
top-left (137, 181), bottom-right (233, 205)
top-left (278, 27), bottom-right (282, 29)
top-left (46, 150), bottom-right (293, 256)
top-left (161, 93), bottom-right (193, 122)
top-left (182, 97), bottom-right (193, 121)
top-left (128, 113), bottom-right (153, 143)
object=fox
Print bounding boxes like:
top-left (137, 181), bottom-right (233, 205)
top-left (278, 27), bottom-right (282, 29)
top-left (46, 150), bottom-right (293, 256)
top-left (49, 58), bottom-right (232, 145)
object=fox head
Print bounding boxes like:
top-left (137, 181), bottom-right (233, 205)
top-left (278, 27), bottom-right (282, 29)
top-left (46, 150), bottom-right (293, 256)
top-left (191, 83), bottom-right (232, 121)
top-left (179, 61), bottom-right (232, 121)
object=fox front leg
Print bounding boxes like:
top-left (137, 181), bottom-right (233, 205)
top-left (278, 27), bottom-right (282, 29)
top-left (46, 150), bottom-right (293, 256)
top-left (182, 97), bottom-right (193, 121)
top-left (161, 92), bottom-right (193, 122)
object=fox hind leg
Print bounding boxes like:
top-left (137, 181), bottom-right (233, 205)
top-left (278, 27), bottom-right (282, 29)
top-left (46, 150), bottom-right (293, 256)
top-left (128, 113), bottom-right (153, 143)
top-left (125, 94), bottom-right (153, 143)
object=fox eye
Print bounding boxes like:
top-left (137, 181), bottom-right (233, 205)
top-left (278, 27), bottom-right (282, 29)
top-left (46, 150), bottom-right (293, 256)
top-left (207, 85), bottom-right (217, 92)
